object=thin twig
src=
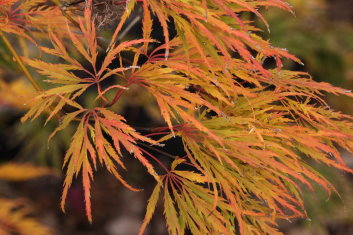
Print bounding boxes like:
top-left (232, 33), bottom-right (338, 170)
top-left (117, 15), bottom-right (141, 41)
top-left (139, 142), bottom-right (178, 160)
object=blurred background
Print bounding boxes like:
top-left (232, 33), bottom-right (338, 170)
top-left (1, 0), bottom-right (353, 234)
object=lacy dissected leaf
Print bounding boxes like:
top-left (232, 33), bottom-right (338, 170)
top-left (151, 86), bottom-right (353, 233)
top-left (21, 3), bottom-right (152, 124)
top-left (134, 61), bottom-right (222, 141)
top-left (114, 0), bottom-right (299, 73)
top-left (19, 2), bottom-right (161, 222)
top-left (0, 0), bottom-right (67, 41)
top-left (139, 182), bottom-right (162, 235)
top-left (129, 40), bottom-right (283, 144)
top-left (144, 169), bottom-right (249, 235)
top-left (59, 108), bottom-right (161, 222)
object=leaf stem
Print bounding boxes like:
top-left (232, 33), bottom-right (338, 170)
top-left (0, 32), bottom-right (42, 91)
top-left (139, 147), bottom-right (170, 172)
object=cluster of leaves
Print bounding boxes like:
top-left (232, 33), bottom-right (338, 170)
top-left (259, 1), bottom-right (353, 232)
top-left (262, 0), bottom-right (353, 124)
top-left (2, 0), bottom-right (353, 234)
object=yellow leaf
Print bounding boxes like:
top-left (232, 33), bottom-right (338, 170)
top-left (171, 158), bottom-right (186, 170)
top-left (139, 183), bottom-right (162, 235)
top-left (173, 170), bottom-right (209, 183)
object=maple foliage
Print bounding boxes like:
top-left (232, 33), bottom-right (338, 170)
top-left (2, 0), bottom-right (353, 234)
top-left (0, 0), bottom-right (66, 41)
